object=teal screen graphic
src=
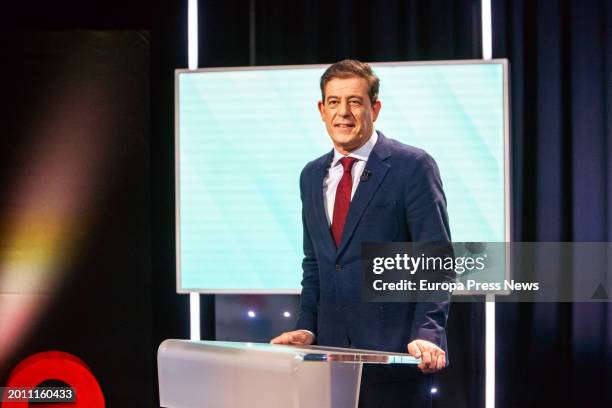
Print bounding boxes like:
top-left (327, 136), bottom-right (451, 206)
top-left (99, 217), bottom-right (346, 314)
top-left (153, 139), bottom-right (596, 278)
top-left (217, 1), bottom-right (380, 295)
top-left (177, 62), bottom-right (508, 292)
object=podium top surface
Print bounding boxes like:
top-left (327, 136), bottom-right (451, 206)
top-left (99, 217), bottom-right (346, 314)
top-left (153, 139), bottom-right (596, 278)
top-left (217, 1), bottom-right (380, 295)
top-left (159, 340), bottom-right (420, 365)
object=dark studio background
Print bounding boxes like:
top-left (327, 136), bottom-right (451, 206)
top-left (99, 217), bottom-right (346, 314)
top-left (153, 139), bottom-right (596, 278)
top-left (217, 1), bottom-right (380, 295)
top-left (0, 1), bottom-right (610, 407)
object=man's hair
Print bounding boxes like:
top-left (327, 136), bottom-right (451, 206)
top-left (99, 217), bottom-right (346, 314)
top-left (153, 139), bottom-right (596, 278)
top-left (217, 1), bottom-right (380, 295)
top-left (320, 59), bottom-right (380, 104)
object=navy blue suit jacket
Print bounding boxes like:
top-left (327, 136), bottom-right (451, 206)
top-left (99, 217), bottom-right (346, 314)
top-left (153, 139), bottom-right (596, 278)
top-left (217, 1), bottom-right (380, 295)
top-left (295, 132), bottom-right (452, 355)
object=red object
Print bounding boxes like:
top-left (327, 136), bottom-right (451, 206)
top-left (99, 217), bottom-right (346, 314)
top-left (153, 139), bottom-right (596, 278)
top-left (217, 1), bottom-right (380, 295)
top-left (331, 157), bottom-right (357, 247)
top-left (2, 351), bottom-right (104, 408)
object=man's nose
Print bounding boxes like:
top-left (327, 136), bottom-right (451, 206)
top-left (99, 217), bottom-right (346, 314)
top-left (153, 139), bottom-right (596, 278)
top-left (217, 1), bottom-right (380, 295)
top-left (338, 100), bottom-right (350, 116)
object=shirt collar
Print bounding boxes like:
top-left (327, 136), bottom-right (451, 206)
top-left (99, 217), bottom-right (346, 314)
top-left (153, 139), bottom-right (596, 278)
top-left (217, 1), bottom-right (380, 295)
top-left (331, 130), bottom-right (378, 168)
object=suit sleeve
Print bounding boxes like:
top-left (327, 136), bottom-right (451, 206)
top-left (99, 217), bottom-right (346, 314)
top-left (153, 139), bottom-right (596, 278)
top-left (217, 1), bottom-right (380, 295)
top-left (294, 169), bottom-right (319, 336)
top-left (405, 153), bottom-right (454, 348)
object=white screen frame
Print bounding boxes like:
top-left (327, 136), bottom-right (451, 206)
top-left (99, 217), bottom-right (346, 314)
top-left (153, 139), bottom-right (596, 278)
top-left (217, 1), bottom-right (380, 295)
top-left (174, 59), bottom-right (511, 294)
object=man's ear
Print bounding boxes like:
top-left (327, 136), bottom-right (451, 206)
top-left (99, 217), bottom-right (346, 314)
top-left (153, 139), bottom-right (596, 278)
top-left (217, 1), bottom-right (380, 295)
top-left (371, 100), bottom-right (382, 122)
top-left (317, 100), bottom-right (326, 121)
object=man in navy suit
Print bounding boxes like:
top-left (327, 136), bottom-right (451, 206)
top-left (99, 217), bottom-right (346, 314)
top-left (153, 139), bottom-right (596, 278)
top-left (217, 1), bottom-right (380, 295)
top-left (272, 60), bottom-right (452, 407)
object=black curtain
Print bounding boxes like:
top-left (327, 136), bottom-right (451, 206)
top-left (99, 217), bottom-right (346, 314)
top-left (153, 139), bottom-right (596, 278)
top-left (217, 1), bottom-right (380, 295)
top-left (493, 0), bottom-right (612, 406)
top-left (198, 0), bottom-right (482, 67)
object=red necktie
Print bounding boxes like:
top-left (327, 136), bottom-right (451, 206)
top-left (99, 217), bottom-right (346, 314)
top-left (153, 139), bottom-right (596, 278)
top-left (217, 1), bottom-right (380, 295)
top-left (331, 157), bottom-right (358, 247)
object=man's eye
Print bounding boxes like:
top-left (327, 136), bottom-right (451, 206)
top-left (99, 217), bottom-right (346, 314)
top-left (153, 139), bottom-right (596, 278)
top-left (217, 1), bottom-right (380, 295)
top-left (349, 100), bottom-right (361, 105)
top-left (328, 100), bottom-right (338, 106)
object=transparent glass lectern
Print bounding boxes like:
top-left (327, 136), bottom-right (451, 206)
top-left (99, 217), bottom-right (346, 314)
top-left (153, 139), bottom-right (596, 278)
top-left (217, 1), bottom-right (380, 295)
top-left (158, 340), bottom-right (420, 408)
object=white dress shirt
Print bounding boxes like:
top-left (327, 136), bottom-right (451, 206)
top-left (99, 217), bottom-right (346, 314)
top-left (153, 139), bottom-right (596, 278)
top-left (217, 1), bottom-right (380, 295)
top-left (322, 130), bottom-right (378, 225)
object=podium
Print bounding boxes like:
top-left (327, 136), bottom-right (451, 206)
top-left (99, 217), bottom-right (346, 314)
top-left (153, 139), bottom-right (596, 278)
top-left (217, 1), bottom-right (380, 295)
top-left (157, 340), bottom-right (419, 408)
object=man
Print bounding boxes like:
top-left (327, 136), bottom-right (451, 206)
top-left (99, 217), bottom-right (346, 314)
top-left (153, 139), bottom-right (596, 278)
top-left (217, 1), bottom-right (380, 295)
top-left (271, 60), bottom-right (452, 407)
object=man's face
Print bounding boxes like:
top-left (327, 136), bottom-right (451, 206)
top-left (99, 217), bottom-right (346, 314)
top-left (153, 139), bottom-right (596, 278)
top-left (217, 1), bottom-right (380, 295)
top-left (318, 76), bottom-right (381, 155)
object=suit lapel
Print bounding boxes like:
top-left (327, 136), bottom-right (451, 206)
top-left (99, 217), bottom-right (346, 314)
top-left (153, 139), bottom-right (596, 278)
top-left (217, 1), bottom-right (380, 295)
top-left (311, 151), bottom-right (336, 252)
top-left (336, 132), bottom-right (392, 256)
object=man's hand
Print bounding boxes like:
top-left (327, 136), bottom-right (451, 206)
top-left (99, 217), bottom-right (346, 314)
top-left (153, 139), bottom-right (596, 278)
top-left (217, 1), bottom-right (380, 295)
top-left (407, 339), bottom-right (446, 374)
top-left (270, 330), bottom-right (314, 345)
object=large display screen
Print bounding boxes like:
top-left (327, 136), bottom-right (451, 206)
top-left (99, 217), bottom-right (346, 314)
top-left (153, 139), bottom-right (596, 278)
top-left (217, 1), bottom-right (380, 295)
top-left (176, 60), bottom-right (509, 292)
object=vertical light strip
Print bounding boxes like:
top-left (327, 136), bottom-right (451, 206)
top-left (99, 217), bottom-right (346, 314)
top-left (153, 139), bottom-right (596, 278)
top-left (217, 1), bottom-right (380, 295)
top-left (485, 297), bottom-right (495, 408)
top-left (188, 0), bottom-right (199, 70)
top-left (481, 0), bottom-right (493, 60)
top-left (482, 1), bottom-right (495, 407)
top-left (190, 292), bottom-right (201, 340)
top-left (188, 0), bottom-right (201, 340)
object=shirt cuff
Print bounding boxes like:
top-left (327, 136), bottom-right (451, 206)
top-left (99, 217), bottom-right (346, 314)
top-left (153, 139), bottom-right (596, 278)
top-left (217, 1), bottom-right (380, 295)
top-left (297, 329), bottom-right (316, 342)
